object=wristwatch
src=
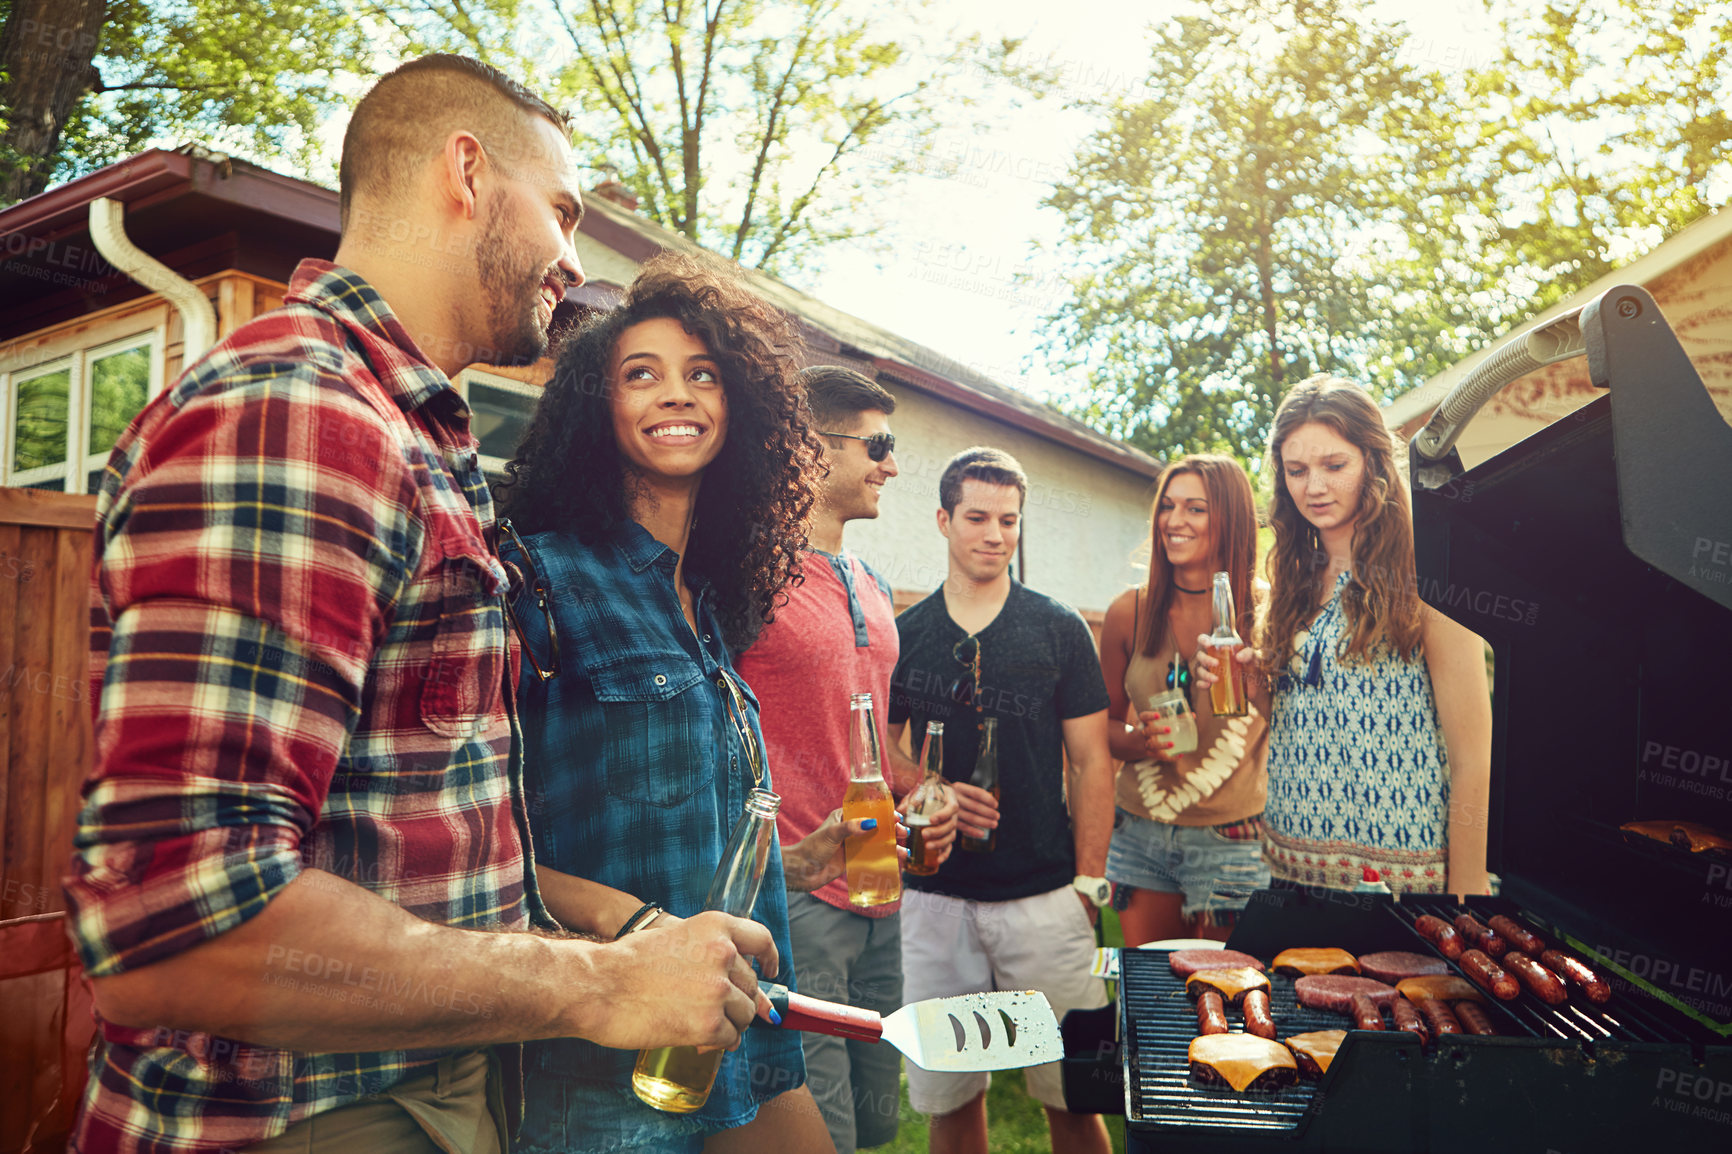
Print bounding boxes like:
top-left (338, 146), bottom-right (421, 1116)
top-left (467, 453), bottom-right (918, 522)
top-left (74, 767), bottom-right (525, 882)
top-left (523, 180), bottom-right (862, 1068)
top-left (1073, 875), bottom-right (1111, 908)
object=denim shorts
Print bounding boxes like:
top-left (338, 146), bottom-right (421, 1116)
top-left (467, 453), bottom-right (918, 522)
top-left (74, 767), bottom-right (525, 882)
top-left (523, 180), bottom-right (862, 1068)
top-left (1105, 808), bottom-right (1270, 920)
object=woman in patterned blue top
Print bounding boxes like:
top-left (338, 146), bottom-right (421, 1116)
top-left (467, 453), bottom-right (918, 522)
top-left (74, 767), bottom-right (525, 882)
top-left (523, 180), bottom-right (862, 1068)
top-left (1199, 377), bottom-right (1491, 896)
top-left (495, 253), bottom-right (840, 1153)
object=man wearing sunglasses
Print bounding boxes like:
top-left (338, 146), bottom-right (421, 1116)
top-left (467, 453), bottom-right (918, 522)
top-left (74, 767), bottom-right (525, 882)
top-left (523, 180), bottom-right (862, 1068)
top-left (736, 365), bottom-right (958, 1154)
top-left (887, 447), bottom-right (1116, 1154)
top-left (65, 55), bottom-right (776, 1154)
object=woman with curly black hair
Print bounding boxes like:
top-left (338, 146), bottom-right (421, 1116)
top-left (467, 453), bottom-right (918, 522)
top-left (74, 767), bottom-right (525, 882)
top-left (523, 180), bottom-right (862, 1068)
top-left (497, 252), bottom-right (840, 1153)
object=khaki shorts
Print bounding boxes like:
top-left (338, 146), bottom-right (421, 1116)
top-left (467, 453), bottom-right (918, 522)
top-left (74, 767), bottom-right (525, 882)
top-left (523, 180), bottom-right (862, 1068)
top-left (899, 885), bottom-right (1107, 1116)
top-left (244, 1049), bottom-right (506, 1153)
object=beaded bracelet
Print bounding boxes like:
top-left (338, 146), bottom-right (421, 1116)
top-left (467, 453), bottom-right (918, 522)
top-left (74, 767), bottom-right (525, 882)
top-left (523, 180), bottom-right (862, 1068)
top-left (614, 902), bottom-right (664, 940)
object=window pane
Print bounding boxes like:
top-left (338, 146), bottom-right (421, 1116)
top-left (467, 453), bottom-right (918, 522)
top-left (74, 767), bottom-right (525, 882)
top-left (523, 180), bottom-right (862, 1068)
top-left (469, 380), bottom-right (538, 462)
top-left (90, 345), bottom-right (152, 454)
top-left (14, 367), bottom-right (70, 472)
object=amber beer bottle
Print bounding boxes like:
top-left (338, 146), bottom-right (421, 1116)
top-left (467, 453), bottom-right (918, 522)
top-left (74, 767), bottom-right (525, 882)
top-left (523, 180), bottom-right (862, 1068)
top-left (632, 788), bottom-right (781, 1113)
top-left (903, 721), bottom-right (947, 876)
top-left (1206, 570), bottom-right (1249, 717)
top-left (959, 716), bottom-right (999, 853)
top-left (843, 692), bottom-right (901, 907)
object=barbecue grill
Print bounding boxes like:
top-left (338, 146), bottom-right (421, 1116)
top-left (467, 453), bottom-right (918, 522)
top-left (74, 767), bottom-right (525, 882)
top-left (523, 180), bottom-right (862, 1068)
top-left (1064, 285), bottom-right (1732, 1152)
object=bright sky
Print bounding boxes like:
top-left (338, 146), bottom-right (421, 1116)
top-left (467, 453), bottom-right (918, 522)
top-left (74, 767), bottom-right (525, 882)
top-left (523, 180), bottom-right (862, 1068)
top-left (805, 0), bottom-right (1502, 407)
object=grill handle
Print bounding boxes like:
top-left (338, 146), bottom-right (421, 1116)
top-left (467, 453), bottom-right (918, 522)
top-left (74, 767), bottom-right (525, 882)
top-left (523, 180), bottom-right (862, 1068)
top-left (1411, 306), bottom-right (1588, 466)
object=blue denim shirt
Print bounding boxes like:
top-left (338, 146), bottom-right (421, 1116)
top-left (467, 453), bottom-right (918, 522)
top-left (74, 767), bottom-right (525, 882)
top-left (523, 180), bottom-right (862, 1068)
top-left (502, 521), bottom-right (804, 1150)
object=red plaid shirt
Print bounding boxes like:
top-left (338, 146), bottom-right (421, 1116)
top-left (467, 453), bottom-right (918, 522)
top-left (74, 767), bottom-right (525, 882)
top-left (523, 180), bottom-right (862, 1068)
top-left (66, 260), bottom-right (538, 1153)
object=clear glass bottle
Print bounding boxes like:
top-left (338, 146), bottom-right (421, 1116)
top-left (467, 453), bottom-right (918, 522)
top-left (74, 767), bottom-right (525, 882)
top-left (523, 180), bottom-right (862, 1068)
top-left (632, 788), bottom-right (781, 1113)
top-left (843, 692), bottom-right (900, 907)
top-left (903, 721), bottom-right (947, 876)
top-left (959, 716), bottom-right (999, 853)
top-left (1205, 570), bottom-right (1249, 717)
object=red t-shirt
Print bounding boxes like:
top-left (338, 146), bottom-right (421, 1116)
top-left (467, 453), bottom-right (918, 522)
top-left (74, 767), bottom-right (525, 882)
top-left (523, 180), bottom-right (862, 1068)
top-left (736, 549), bottom-right (900, 914)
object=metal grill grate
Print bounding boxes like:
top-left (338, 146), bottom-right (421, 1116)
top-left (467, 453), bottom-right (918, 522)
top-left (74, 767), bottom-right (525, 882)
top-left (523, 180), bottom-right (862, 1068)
top-left (1385, 900), bottom-right (1705, 1045)
top-left (1120, 948), bottom-right (1345, 1131)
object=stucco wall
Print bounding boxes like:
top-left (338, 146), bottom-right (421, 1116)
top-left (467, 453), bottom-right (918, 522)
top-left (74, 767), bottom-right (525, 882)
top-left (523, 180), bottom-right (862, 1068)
top-left (841, 385), bottom-right (1156, 617)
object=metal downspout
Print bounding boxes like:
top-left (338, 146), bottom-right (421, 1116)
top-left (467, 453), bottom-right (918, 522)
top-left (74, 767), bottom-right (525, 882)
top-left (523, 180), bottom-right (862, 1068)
top-left (87, 196), bottom-right (218, 362)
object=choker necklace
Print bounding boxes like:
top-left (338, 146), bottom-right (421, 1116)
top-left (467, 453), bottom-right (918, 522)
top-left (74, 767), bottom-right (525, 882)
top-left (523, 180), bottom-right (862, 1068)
top-left (1174, 582), bottom-right (1208, 595)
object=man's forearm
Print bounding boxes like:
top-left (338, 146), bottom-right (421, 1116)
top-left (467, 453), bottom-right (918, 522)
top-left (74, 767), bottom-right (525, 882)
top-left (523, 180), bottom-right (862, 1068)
top-left (1069, 755), bottom-right (1115, 877)
top-left (89, 867), bottom-right (760, 1055)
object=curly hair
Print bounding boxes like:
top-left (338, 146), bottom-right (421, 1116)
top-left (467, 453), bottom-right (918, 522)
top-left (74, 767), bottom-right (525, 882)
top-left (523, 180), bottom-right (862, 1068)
top-left (1262, 374), bottom-right (1424, 678)
top-left (495, 251), bottom-right (821, 650)
top-left (1137, 454), bottom-right (1258, 657)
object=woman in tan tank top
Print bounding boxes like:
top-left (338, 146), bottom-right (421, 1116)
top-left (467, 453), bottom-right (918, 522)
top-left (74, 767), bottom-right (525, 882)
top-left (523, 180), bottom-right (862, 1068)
top-left (1100, 455), bottom-right (1270, 945)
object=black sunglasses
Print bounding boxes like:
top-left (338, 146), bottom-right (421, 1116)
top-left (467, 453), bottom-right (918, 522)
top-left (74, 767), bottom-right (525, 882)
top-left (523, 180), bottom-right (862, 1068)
top-left (950, 634), bottom-right (980, 707)
top-left (494, 518), bottom-right (560, 682)
top-left (819, 430), bottom-right (895, 462)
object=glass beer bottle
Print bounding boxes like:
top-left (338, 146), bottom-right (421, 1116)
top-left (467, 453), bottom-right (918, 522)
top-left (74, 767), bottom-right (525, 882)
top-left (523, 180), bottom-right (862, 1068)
top-left (632, 788), bottom-right (781, 1113)
top-left (843, 692), bottom-right (901, 907)
top-left (903, 721), bottom-right (947, 876)
top-left (959, 716), bottom-right (999, 853)
top-left (1206, 570), bottom-right (1249, 717)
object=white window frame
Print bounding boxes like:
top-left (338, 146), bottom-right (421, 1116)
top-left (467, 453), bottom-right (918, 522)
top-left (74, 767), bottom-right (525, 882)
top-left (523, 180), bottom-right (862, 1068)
top-left (457, 368), bottom-right (542, 477)
top-left (1, 327), bottom-right (165, 492)
top-left (76, 330), bottom-right (165, 494)
top-left (4, 353), bottom-right (79, 490)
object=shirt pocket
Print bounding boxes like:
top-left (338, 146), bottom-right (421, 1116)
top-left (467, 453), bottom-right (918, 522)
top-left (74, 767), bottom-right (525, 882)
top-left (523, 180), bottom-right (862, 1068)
top-left (587, 659), bottom-right (716, 808)
top-left (419, 534), bottom-right (508, 739)
top-left (998, 662), bottom-right (1059, 721)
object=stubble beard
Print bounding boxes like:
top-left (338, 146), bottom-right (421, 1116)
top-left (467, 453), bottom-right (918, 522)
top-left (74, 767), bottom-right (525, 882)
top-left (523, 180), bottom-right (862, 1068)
top-left (475, 203), bottom-right (552, 366)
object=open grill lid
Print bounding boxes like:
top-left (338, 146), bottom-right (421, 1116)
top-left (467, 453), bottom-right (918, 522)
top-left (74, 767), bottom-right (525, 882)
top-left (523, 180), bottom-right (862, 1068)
top-left (1407, 285), bottom-right (1732, 1027)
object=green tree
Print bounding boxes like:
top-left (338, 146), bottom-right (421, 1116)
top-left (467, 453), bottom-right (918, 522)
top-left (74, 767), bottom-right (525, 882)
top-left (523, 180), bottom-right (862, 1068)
top-left (544, 0), bottom-right (994, 272)
top-left (1040, 0), bottom-right (1495, 464)
top-left (1479, 0), bottom-right (1732, 310)
top-left (0, 0), bottom-right (369, 204)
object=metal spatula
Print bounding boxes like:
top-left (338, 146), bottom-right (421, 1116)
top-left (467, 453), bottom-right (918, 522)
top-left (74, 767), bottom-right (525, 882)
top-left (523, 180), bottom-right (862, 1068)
top-left (761, 983), bottom-right (1062, 1072)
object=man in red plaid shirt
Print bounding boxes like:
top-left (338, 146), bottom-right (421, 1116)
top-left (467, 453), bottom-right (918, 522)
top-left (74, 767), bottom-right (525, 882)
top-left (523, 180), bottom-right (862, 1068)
top-left (64, 55), bottom-right (779, 1154)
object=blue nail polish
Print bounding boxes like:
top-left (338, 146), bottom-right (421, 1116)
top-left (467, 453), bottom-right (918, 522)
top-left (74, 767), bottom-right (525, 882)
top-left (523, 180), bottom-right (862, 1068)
top-left (768, 1006), bottom-right (782, 1025)
top-left (861, 819), bottom-right (877, 830)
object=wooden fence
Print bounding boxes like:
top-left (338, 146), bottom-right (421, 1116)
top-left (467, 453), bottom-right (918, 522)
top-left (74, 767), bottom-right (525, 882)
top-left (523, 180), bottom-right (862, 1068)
top-left (0, 487), bottom-right (98, 1154)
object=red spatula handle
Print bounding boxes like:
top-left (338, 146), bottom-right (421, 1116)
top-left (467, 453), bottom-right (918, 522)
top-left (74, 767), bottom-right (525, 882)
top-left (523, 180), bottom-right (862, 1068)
top-left (761, 983), bottom-right (885, 1043)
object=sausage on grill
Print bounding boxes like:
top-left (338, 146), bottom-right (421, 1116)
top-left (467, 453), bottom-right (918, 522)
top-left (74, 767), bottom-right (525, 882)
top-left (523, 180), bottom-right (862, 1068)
top-left (1460, 948), bottom-right (1521, 1000)
top-left (1502, 951), bottom-right (1569, 1005)
top-left (1348, 993), bottom-right (1385, 1031)
top-left (1196, 989), bottom-right (1230, 1035)
top-left (1417, 997), bottom-right (1462, 1036)
top-left (1454, 913), bottom-right (1508, 957)
top-left (1488, 914), bottom-right (1545, 955)
top-left (1242, 988), bottom-right (1277, 1039)
top-left (1540, 950), bottom-right (1613, 1005)
top-left (1453, 1000), bottom-right (1498, 1036)
top-left (1390, 996), bottom-right (1430, 1042)
top-left (1414, 914), bottom-right (1464, 959)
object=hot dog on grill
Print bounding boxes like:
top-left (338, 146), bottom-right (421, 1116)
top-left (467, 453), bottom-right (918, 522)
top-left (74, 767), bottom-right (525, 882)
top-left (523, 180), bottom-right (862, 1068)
top-left (1196, 989), bottom-right (1230, 1035)
top-left (1488, 914), bottom-right (1545, 955)
top-left (1414, 914), bottom-right (1464, 959)
top-left (1459, 948), bottom-right (1520, 1000)
top-left (1242, 988), bottom-right (1277, 1039)
top-left (1348, 993), bottom-right (1385, 1030)
top-left (1416, 997), bottom-right (1462, 1036)
top-left (1390, 996), bottom-right (1429, 1042)
top-left (1453, 1000), bottom-right (1498, 1036)
top-left (1453, 913), bottom-right (1508, 958)
top-left (1502, 951), bottom-right (1569, 1005)
top-left (1540, 949), bottom-right (1613, 1005)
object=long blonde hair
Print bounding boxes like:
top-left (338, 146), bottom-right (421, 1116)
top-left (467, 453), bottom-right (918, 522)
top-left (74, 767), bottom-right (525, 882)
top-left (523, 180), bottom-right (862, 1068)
top-left (1262, 375), bottom-right (1423, 678)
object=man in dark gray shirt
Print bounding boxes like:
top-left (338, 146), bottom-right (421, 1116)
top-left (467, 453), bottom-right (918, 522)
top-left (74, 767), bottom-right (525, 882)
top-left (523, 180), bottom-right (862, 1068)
top-left (887, 446), bottom-right (1116, 1154)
